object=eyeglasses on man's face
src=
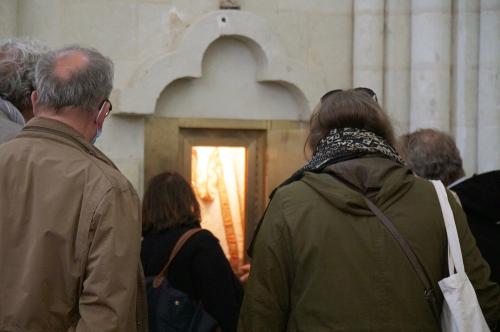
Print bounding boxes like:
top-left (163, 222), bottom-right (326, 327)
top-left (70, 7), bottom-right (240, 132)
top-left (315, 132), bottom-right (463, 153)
top-left (321, 87), bottom-right (378, 104)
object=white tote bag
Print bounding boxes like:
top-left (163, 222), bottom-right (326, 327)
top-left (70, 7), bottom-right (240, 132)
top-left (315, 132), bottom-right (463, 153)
top-left (431, 180), bottom-right (490, 332)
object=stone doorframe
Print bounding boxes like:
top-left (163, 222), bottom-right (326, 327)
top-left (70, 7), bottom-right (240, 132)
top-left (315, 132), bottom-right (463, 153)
top-left (113, 10), bottom-right (322, 116)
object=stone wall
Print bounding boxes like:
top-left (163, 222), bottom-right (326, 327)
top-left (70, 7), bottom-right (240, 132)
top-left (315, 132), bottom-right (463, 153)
top-left (1, 0), bottom-right (499, 192)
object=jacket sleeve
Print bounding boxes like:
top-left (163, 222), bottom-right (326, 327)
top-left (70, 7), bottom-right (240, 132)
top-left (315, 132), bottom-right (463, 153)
top-left (76, 186), bottom-right (142, 332)
top-left (239, 190), bottom-right (293, 332)
top-left (449, 191), bottom-right (500, 327)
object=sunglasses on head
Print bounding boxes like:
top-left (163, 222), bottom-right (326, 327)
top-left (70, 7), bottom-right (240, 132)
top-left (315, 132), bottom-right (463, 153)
top-left (321, 87), bottom-right (378, 104)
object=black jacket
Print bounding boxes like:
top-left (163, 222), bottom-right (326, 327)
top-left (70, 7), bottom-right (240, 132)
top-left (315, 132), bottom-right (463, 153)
top-left (141, 225), bottom-right (243, 332)
top-left (450, 171), bottom-right (500, 285)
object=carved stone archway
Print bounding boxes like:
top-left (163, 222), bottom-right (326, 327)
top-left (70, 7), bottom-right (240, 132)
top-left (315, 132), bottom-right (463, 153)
top-left (114, 10), bottom-right (322, 116)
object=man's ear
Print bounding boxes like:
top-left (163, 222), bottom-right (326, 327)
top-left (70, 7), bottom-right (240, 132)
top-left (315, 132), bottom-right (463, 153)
top-left (96, 101), bottom-right (110, 127)
top-left (31, 91), bottom-right (39, 115)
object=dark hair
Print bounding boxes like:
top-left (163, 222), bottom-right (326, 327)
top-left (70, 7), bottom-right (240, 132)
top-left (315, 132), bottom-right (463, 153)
top-left (142, 172), bottom-right (201, 234)
top-left (400, 128), bottom-right (465, 186)
top-left (305, 89), bottom-right (397, 152)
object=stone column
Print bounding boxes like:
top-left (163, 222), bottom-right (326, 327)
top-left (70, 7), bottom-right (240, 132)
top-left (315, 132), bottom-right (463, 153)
top-left (477, 0), bottom-right (500, 172)
top-left (451, 0), bottom-right (480, 176)
top-left (353, 0), bottom-right (385, 104)
top-left (0, 0), bottom-right (17, 38)
top-left (384, 0), bottom-right (411, 135)
top-left (410, 0), bottom-right (452, 131)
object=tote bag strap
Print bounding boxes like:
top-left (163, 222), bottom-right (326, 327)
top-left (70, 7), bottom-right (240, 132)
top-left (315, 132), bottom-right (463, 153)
top-left (152, 228), bottom-right (203, 288)
top-left (430, 180), bottom-right (465, 275)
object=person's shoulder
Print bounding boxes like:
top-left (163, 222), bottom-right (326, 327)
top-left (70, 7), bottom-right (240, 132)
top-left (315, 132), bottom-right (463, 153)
top-left (186, 229), bottom-right (221, 251)
top-left (91, 157), bottom-right (137, 194)
top-left (192, 228), bottom-right (219, 243)
top-left (272, 175), bottom-right (323, 206)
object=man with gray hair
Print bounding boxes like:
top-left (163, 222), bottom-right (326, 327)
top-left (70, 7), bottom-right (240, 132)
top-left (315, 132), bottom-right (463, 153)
top-left (400, 128), bottom-right (499, 290)
top-left (0, 38), bottom-right (46, 143)
top-left (0, 46), bottom-right (147, 331)
top-left (399, 128), bottom-right (465, 186)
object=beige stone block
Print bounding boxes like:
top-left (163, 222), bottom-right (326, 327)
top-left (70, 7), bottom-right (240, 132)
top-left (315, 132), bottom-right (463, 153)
top-left (137, 3), bottom-right (176, 59)
top-left (410, 68), bottom-right (451, 131)
top-left (17, 0), bottom-right (64, 46)
top-left (307, 13), bottom-right (352, 82)
top-left (276, 0), bottom-right (351, 14)
top-left (385, 1), bottom-right (411, 69)
top-left (384, 0), bottom-right (410, 135)
top-left (477, 0), bottom-right (500, 172)
top-left (320, 67), bottom-right (352, 93)
top-left (113, 60), bottom-right (139, 90)
top-left (385, 68), bottom-right (410, 134)
top-left (412, 0), bottom-right (451, 13)
top-left (240, 0), bottom-right (279, 12)
top-left (354, 0), bottom-right (384, 13)
top-left (62, 2), bottom-right (138, 60)
top-left (266, 11), bottom-right (309, 63)
top-left (114, 158), bottom-right (144, 195)
top-left (96, 115), bottom-right (144, 161)
top-left (480, 0), bottom-right (500, 11)
top-left (411, 12), bottom-right (452, 66)
top-left (451, 0), bottom-right (479, 167)
top-left (385, 0), bottom-right (411, 14)
top-left (0, 0), bottom-right (17, 38)
top-left (454, 123), bottom-right (477, 176)
top-left (168, 0), bottom-right (218, 18)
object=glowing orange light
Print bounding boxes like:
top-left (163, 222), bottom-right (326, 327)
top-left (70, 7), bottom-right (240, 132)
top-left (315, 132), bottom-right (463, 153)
top-left (191, 146), bottom-right (246, 270)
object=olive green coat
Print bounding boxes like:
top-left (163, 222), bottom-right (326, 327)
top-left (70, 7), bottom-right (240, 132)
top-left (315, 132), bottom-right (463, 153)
top-left (240, 157), bottom-right (500, 332)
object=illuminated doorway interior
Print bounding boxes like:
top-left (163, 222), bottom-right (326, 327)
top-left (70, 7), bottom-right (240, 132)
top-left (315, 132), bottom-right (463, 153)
top-left (191, 146), bottom-right (246, 270)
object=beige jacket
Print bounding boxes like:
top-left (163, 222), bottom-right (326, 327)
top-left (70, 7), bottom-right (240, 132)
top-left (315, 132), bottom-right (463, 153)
top-left (0, 117), bottom-right (148, 332)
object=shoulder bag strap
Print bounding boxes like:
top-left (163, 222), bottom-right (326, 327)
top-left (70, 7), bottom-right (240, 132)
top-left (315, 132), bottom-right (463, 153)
top-left (152, 228), bottom-right (203, 288)
top-left (324, 171), bottom-right (441, 323)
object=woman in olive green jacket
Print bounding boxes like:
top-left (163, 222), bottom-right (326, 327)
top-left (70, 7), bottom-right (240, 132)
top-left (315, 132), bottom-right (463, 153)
top-left (240, 88), bottom-right (500, 331)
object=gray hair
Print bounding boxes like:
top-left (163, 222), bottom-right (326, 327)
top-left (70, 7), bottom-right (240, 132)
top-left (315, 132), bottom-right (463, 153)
top-left (399, 128), bottom-right (465, 186)
top-left (35, 45), bottom-right (114, 111)
top-left (0, 38), bottom-right (47, 110)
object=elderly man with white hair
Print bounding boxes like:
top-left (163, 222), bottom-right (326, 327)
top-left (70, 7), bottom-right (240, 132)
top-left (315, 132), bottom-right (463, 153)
top-left (0, 38), bottom-right (46, 143)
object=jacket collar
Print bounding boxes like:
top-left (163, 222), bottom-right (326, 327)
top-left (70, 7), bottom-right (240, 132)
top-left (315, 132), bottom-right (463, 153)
top-left (19, 117), bottom-right (118, 170)
top-left (300, 157), bottom-right (414, 215)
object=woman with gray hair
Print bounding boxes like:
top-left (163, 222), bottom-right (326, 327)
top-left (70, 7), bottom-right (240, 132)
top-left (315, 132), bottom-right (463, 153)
top-left (0, 38), bottom-right (47, 143)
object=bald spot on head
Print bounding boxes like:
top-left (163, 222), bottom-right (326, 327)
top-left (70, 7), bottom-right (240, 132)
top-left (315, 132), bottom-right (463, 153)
top-left (417, 130), bottom-right (440, 144)
top-left (52, 50), bottom-right (89, 81)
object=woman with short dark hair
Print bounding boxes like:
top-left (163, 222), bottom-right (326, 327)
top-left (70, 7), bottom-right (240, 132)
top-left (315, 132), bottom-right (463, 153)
top-left (239, 88), bottom-right (500, 331)
top-left (141, 172), bottom-right (243, 332)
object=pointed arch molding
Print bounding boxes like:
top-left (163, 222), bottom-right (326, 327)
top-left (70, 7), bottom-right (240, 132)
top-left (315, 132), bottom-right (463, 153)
top-left (114, 10), bottom-right (321, 116)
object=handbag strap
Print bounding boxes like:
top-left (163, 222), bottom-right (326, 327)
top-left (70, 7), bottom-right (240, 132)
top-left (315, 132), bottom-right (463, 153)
top-left (431, 180), bottom-right (464, 275)
top-left (324, 171), bottom-right (441, 322)
top-left (152, 228), bottom-right (203, 288)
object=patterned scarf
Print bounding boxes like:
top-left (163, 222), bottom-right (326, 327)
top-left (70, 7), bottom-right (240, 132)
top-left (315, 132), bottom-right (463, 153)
top-left (248, 128), bottom-right (404, 257)
top-left (275, 127), bottom-right (404, 191)
top-left (303, 127), bottom-right (404, 171)
top-left (248, 127), bottom-right (404, 257)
